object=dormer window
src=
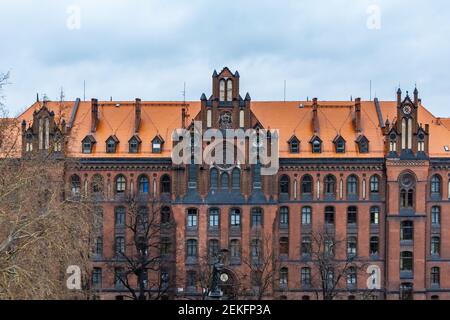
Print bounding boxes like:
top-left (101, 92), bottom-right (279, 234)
top-left (310, 136), bottom-right (322, 153)
top-left (82, 135), bottom-right (96, 154)
top-left (106, 135), bottom-right (119, 154)
top-left (417, 131), bottom-right (426, 152)
top-left (356, 135), bottom-right (369, 153)
top-left (333, 135), bottom-right (346, 153)
top-left (219, 78), bottom-right (233, 102)
top-left (389, 132), bottom-right (397, 152)
top-left (288, 136), bottom-right (300, 154)
top-left (152, 135), bottom-right (164, 154)
top-left (128, 135), bottom-right (141, 154)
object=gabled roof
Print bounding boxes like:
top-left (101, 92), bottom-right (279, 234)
top-left (333, 135), bottom-right (346, 143)
top-left (309, 135), bottom-right (322, 143)
top-left (287, 135), bottom-right (300, 143)
top-left (128, 134), bottom-right (142, 143)
top-left (152, 134), bottom-right (164, 144)
top-left (82, 135), bottom-right (96, 143)
top-left (106, 135), bottom-right (119, 143)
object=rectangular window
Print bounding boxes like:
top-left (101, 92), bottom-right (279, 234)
top-left (115, 236), bottom-right (125, 256)
top-left (92, 268), bottom-right (102, 287)
top-left (187, 210), bottom-right (198, 228)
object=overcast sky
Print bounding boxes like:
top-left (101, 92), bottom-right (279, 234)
top-left (1, 0), bottom-right (449, 117)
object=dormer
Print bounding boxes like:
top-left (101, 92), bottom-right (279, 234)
top-left (82, 135), bottom-right (96, 154)
top-left (106, 135), bottom-right (119, 154)
top-left (128, 135), bottom-right (141, 154)
top-left (310, 135), bottom-right (322, 153)
top-left (355, 135), bottom-right (369, 153)
top-left (288, 135), bottom-right (300, 154)
top-left (152, 134), bottom-right (164, 154)
top-left (333, 135), bottom-right (346, 153)
top-left (416, 124), bottom-right (429, 156)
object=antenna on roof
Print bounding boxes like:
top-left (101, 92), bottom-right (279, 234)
top-left (83, 80), bottom-right (86, 101)
top-left (283, 80), bottom-right (286, 102)
top-left (59, 87), bottom-right (65, 102)
top-left (369, 80), bottom-right (372, 101)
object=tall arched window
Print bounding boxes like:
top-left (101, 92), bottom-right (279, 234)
top-left (370, 236), bottom-right (379, 255)
top-left (279, 267), bottom-right (288, 285)
top-left (279, 207), bottom-right (289, 227)
top-left (251, 207), bottom-right (263, 228)
top-left (324, 175), bottom-right (336, 195)
top-left (431, 175), bottom-right (442, 195)
top-left (325, 206), bottom-right (335, 224)
top-left (401, 118), bottom-right (407, 149)
top-left (239, 109), bottom-right (245, 128)
top-left (232, 168), bottom-right (240, 190)
top-left (114, 206), bottom-right (126, 227)
top-left (219, 80), bottom-right (226, 101)
top-left (431, 237), bottom-right (440, 256)
top-left (400, 251), bottom-right (413, 271)
top-left (370, 175), bottom-right (380, 193)
top-left (186, 239), bottom-right (198, 258)
top-left (347, 237), bottom-right (357, 257)
top-left (279, 175), bottom-right (290, 196)
top-left (370, 206), bottom-right (380, 225)
top-left (210, 168), bottom-right (218, 190)
top-left (400, 221), bottom-right (414, 241)
top-left (347, 206), bottom-right (357, 225)
top-left (221, 172), bottom-right (229, 190)
top-left (115, 175), bottom-right (126, 194)
top-left (431, 267), bottom-right (440, 286)
top-left (160, 175), bottom-right (171, 194)
top-left (230, 208), bottom-right (241, 227)
top-left (208, 239), bottom-right (220, 257)
top-left (206, 109), bottom-right (212, 128)
top-left (301, 175), bottom-right (313, 194)
top-left (138, 175), bottom-right (149, 194)
top-left (301, 207), bottom-right (312, 225)
top-left (226, 79), bottom-right (233, 102)
top-left (230, 239), bottom-right (241, 259)
top-left (431, 206), bottom-right (441, 225)
top-left (71, 174), bottom-right (81, 196)
top-left (208, 208), bottom-right (220, 229)
top-left (400, 173), bottom-right (415, 209)
top-left (347, 175), bottom-right (358, 197)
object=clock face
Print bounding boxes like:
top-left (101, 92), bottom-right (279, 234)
top-left (403, 105), bottom-right (412, 115)
top-left (220, 273), bottom-right (229, 283)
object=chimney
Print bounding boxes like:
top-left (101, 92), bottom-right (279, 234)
top-left (312, 98), bottom-right (319, 134)
top-left (134, 98), bottom-right (141, 133)
top-left (182, 108), bottom-right (186, 129)
top-left (425, 124), bottom-right (430, 134)
top-left (355, 97), bottom-right (362, 133)
top-left (91, 98), bottom-right (99, 133)
top-left (397, 88), bottom-right (402, 106)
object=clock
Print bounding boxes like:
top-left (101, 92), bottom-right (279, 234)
top-left (220, 273), bottom-right (229, 283)
top-left (403, 105), bottom-right (412, 115)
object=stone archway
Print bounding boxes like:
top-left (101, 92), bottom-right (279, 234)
top-left (218, 268), bottom-right (239, 300)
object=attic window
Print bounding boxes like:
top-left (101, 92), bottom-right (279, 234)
top-left (288, 136), bottom-right (300, 154)
top-left (356, 135), bottom-right (369, 153)
top-left (152, 136), bottom-right (163, 154)
top-left (82, 136), bottom-right (96, 154)
top-left (106, 136), bottom-right (119, 154)
top-left (310, 137), bottom-right (322, 154)
top-left (129, 136), bottom-right (141, 154)
top-left (445, 146), bottom-right (449, 152)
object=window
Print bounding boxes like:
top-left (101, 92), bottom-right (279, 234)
top-left (230, 209), bottom-right (241, 227)
top-left (92, 174), bottom-right (104, 194)
top-left (114, 268), bottom-right (124, 288)
top-left (92, 268), bottom-right (102, 287)
top-left (431, 237), bottom-right (440, 256)
top-left (83, 140), bottom-right (92, 154)
top-left (221, 172), bottom-right (229, 190)
top-left (370, 207), bottom-right (380, 225)
top-left (230, 239), bottom-right (241, 259)
top-left (279, 175), bottom-right (290, 196)
top-left (289, 137), bottom-right (300, 153)
top-left (400, 251), bottom-right (413, 271)
top-left (431, 175), bottom-right (441, 195)
top-left (301, 236), bottom-right (312, 256)
top-left (251, 208), bottom-right (263, 227)
top-left (115, 207), bottom-right (126, 227)
top-left (138, 175), bottom-right (149, 194)
top-left (347, 175), bottom-right (358, 196)
top-left (209, 208), bottom-right (220, 229)
top-left (347, 237), bottom-right (357, 258)
top-left (325, 238), bottom-right (335, 256)
top-left (94, 237), bottom-right (103, 256)
top-left (115, 236), bottom-right (125, 256)
top-left (301, 175), bottom-right (313, 194)
top-left (312, 139), bottom-right (321, 153)
top-left (279, 237), bottom-right (289, 255)
top-left (400, 283), bottom-right (413, 300)
top-left (358, 137), bottom-right (369, 153)
top-left (226, 79), bottom-right (233, 101)
top-left (210, 168), bottom-right (218, 190)
top-left (370, 175), bottom-right (380, 193)
top-left (400, 221), bottom-right (414, 241)
top-left (347, 267), bottom-right (357, 286)
top-left (152, 137), bottom-right (162, 154)
top-left (160, 237), bottom-right (171, 256)
top-left (115, 175), bottom-right (126, 194)
top-left (347, 206), bottom-right (357, 225)
top-left (187, 209), bottom-right (198, 228)
top-left (161, 207), bottom-right (171, 224)
top-left (219, 79), bottom-right (226, 101)
top-left (400, 173), bottom-right (415, 209)
top-left (301, 207), bottom-right (312, 225)
top-left (70, 175), bottom-right (81, 196)
top-left (301, 267), bottom-right (311, 286)
top-left (431, 206), bottom-right (440, 225)
top-left (370, 236), bottom-right (379, 255)
top-left (129, 137), bottom-right (140, 153)
top-left (431, 267), bottom-right (440, 286)
top-left (160, 175), bottom-right (171, 194)
top-left (106, 138), bottom-right (117, 153)
top-left (324, 175), bottom-right (336, 195)
top-left (279, 268), bottom-right (288, 285)
top-left (186, 271), bottom-right (197, 288)
top-left (251, 239), bottom-right (261, 258)
top-left (325, 206), bottom-right (335, 224)
top-left (335, 137), bottom-right (345, 153)
top-left (279, 207), bottom-right (289, 227)
top-left (186, 239), bottom-right (198, 257)
top-left (208, 239), bottom-right (220, 257)
top-left (207, 109), bottom-right (212, 128)
top-left (232, 168), bottom-right (240, 190)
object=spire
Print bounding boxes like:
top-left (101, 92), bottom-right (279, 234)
top-left (245, 92), bottom-right (251, 101)
top-left (234, 70), bottom-right (240, 78)
top-left (200, 93), bottom-right (207, 101)
top-left (212, 70), bottom-right (218, 78)
top-left (397, 87), bottom-right (402, 106)
top-left (414, 85), bottom-right (419, 105)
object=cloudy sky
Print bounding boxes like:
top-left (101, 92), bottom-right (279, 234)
top-left (1, 0), bottom-right (449, 116)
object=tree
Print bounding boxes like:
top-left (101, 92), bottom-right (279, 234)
top-left (110, 197), bottom-right (175, 300)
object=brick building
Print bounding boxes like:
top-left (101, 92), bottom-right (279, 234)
top-left (15, 67), bottom-right (450, 300)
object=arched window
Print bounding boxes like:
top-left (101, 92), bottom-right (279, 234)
top-left (208, 208), bottom-right (220, 229)
top-left (186, 239), bottom-right (198, 257)
top-left (301, 267), bottom-right (311, 286)
top-left (370, 236), bottom-right (379, 255)
top-left (301, 236), bottom-right (312, 256)
top-left (347, 237), bottom-right (357, 257)
top-left (301, 207), bottom-right (312, 225)
top-left (301, 175), bottom-right (313, 194)
top-left (251, 207), bottom-right (263, 228)
top-left (232, 168), bottom-right (240, 190)
top-left (400, 282), bottom-right (413, 300)
top-left (431, 237), bottom-right (440, 256)
top-left (370, 175), bottom-right (380, 193)
top-left (230, 208), bottom-right (241, 227)
top-left (208, 239), bottom-right (220, 257)
top-left (431, 206), bottom-right (441, 225)
top-left (347, 267), bottom-right (357, 286)
top-left (250, 239), bottom-right (261, 258)
top-left (431, 175), bottom-right (442, 195)
top-left (226, 79), bottom-right (233, 102)
top-left (325, 206), bottom-right (335, 224)
top-left (279, 207), bottom-right (289, 227)
top-left (92, 174), bottom-right (104, 194)
top-left (186, 209), bottom-right (198, 228)
top-left (324, 175), bottom-right (336, 195)
top-left (71, 174), bottom-right (81, 196)
top-left (347, 175), bottom-right (358, 197)
top-left (400, 221), bottom-right (414, 241)
top-left (400, 173), bottom-right (415, 209)
top-left (160, 175), bottom-right (171, 194)
top-left (347, 206), bottom-right (357, 225)
top-left (279, 267), bottom-right (288, 285)
top-left (370, 206), bottom-right (380, 224)
top-left (210, 168), bottom-right (218, 190)
top-left (221, 172), bottom-right (229, 190)
top-left (219, 80), bottom-right (226, 101)
top-left (230, 239), bottom-right (241, 258)
top-left (138, 175), bottom-right (149, 194)
top-left (206, 109), bottom-right (212, 128)
top-left (431, 267), bottom-right (440, 286)
top-left (279, 175), bottom-right (290, 196)
top-left (161, 206), bottom-right (171, 224)
top-left (279, 237), bottom-right (289, 255)
top-left (400, 251), bottom-right (413, 271)
top-left (239, 109), bottom-right (245, 128)
top-left (115, 175), bottom-right (126, 194)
